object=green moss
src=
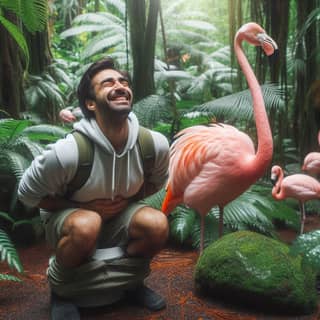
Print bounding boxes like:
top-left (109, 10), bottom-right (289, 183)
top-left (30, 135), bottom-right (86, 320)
top-left (195, 231), bottom-right (317, 314)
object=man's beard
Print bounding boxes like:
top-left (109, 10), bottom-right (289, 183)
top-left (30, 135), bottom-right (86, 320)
top-left (95, 98), bottom-right (131, 117)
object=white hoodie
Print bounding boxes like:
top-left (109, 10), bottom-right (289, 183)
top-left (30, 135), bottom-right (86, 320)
top-left (18, 112), bottom-right (169, 208)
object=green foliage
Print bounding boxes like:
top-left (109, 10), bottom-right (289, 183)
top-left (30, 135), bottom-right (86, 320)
top-left (290, 230), bottom-right (320, 273)
top-left (196, 83), bottom-right (285, 123)
top-left (60, 7), bottom-right (127, 64)
top-left (169, 206), bottom-right (197, 245)
top-left (0, 227), bottom-right (23, 281)
top-left (24, 60), bottom-right (76, 123)
top-left (133, 95), bottom-right (171, 129)
top-left (195, 231), bottom-right (318, 314)
top-left (0, 0), bottom-right (48, 32)
top-left (0, 15), bottom-right (29, 65)
top-left (0, 0), bottom-right (48, 67)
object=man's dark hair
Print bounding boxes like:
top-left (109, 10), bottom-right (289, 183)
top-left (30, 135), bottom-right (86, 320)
top-left (77, 57), bottom-right (131, 119)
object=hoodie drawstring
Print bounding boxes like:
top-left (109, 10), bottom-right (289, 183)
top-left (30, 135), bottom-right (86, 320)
top-left (111, 152), bottom-right (116, 200)
top-left (126, 150), bottom-right (130, 192)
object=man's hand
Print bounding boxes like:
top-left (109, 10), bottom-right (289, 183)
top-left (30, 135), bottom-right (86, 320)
top-left (38, 195), bottom-right (129, 221)
top-left (83, 196), bottom-right (129, 220)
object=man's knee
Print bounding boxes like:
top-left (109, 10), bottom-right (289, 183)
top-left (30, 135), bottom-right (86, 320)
top-left (130, 207), bottom-right (169, 243)
top-left (62, 210), bottom-right (102, 247)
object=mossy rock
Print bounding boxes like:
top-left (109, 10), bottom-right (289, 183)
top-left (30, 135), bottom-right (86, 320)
top-left (194, 231), bottom-right (317, 315)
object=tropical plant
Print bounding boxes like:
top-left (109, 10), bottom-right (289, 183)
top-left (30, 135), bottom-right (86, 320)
top-left (24, 59), bottom-right (75, 123)
top-left (142, 181), bottom-right (300, 250)
top-left (0, 0), bottom-right (48, 66)
top-left (290, 229), bottom-right (320, 274)
top-left (0, 224), bottom-right (23, 282)
top-left (0, 119), bottom-right (68, 279)
top-left (59, 0), bottom-right (127, 65)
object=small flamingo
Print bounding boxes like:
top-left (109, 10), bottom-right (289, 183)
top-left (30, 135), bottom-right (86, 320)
top-left (302, 131), bottom-right (320, 176)
top-left (161, 22), bottom-right (277, 253)
top-left (271, 165), bottom-right (320, 234)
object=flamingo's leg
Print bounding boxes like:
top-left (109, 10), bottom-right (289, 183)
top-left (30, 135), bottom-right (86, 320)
top-left (299, 201), bottom-right (306, 235)
top-left (200, 215), bottom-right (204, 254)
top-left (218, 206), bottom-right (224, 238)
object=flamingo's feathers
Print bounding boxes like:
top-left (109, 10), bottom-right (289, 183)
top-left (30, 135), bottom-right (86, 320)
top-left (164, 123), bottom-right (258, 215)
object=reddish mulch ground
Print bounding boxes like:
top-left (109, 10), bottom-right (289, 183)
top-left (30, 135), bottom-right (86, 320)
top-left (1, 215), bottom-right (320, 320)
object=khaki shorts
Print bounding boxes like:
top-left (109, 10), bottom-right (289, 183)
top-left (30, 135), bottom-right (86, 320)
top-left (42, 201), bottom-right (147, 249)
top-left (43, 202), bottom-right (151, 307)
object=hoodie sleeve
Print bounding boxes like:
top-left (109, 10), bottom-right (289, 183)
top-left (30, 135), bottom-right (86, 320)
top-left (18, 135), bottom-right (78, 207)
top-left (149, 131), bottom-right (170, 190)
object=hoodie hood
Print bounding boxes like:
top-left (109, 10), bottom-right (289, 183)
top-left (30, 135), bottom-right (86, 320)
top-left (72, 112), bottom-right (140, 199)
top-left (73, 112), bottom-right (139, 155)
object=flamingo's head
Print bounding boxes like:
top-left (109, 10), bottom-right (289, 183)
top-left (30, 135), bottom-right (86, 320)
top-left (270, 165), bottom-right (281, 186)
top-left (237, 22), bottom-right (278, 56)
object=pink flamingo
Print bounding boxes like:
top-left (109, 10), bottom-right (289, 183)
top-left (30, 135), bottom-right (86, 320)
top-left (302, 131), bottom-right (320, 176)
top-left (161, 22), bottom-right (277, 253)
top-left (271, 165), bottom-right (320, 234)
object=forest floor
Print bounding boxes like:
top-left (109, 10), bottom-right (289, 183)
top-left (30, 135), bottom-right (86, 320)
top-left (1, 215), bottom-right (320, 320)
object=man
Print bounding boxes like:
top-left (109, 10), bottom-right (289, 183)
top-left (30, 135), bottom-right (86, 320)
top-left (18, 57), bottom-right (170, 319)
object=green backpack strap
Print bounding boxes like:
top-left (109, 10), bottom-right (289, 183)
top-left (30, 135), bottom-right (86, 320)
top-left (65, 126), bottom-right (155, 198)
top-left (137, 126), bottom-right (155, 196)
top-left (65, 131), bottom-right (94, 198)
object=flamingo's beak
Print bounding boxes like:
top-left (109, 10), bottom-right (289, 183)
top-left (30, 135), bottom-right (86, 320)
top-left (270, 173), bottom-right (278, 186)
top-left (257, 33), bottom-right (278, 56)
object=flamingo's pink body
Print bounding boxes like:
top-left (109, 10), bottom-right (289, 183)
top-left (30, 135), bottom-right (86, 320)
top-left (302, 131), bottom-right (320, 175)
top-left (271, 165), bottom-right (320, 234)
top-left (302, 152), bottom-right (320, 175)
top-left (162, 22), bottom-right (277, 252)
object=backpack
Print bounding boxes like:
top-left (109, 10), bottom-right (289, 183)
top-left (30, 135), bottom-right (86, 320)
top-left (65, 126), bottom-right (155, 198)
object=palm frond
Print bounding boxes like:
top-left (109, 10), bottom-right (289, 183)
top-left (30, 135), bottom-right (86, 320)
top-left (0, 0), bottom-right (48, 32)
top-left (22, 124), bottom-right (68, 143)
top-left (0, 228), bottom-right (23, 273)
top-left (0, 119), bottom-right (31, 143)
top-left (169, 206), bottom-right (197, 244)
top-left (12, 136), bottom-right (44, 161)
top-left (133, 95), bottom-right (171, 128)
top-left (106, 0), bottom-right (126, 17)
top-left (0, 273), bottom-right (21, 281)
top-left (60, 24), bottom-right (111, 38)
top-left (81, 33), bottom-right (125, 60)
top-left (0, 15), bottom-right (29, 65)
top-left (141, 188), bottom-right (166, 209)
top-left (195, 83), bottom-right (285, 122)
top-left (0, 151), bottom-right (30, 181)
top-left (179, 20), bottom-right (216, 32)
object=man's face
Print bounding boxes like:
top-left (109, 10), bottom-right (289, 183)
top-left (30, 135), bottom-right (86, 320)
top-left (88, 69), bottom-right (133, 117)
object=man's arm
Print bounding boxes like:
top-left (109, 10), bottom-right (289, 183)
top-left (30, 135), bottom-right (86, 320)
top-left (38, 195), bottom-right (129, 221)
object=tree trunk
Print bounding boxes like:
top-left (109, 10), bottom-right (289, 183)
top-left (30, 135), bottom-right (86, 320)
top-left (294, 0), bottom-right (319, 158)
top-left (128, 0), bottom-right (160, 101)
top-left (0, 12), bottom-right (25, 118)
top-left (26, 31), bottom-right (52, 75)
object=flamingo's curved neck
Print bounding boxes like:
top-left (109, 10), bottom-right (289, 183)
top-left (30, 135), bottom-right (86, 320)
top-left (234, 33), bottom-right (273, 176)
top-left (271, 168), bottom-right (284, 199)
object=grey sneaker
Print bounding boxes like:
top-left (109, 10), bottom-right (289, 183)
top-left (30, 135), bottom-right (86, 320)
top-left (126, 285), bottom-right (166, 311)
top-left (50, 292), bottom-right (80, 320)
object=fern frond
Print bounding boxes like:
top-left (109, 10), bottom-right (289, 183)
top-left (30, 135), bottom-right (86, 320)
top-left (133, 95), bottom-right (171, 128)
top-left (0, 0), bottom-right (48, 32)
top-left (169, 206), bottom-right (197, 244)
top-left (0, 15), bottom-right (29, 66)
top-left (196, 83), bottom-right (285, 122)
top-left (22, 124), bottom-right (68, 143)
top-left (0, 228), bottom-right (23, 273)
top-left (0, 273), bottom-right (21, 281)
top-left (0, 151), bottom-right (30, 180)
top-left (0, 119), bottom-right (31, 143)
